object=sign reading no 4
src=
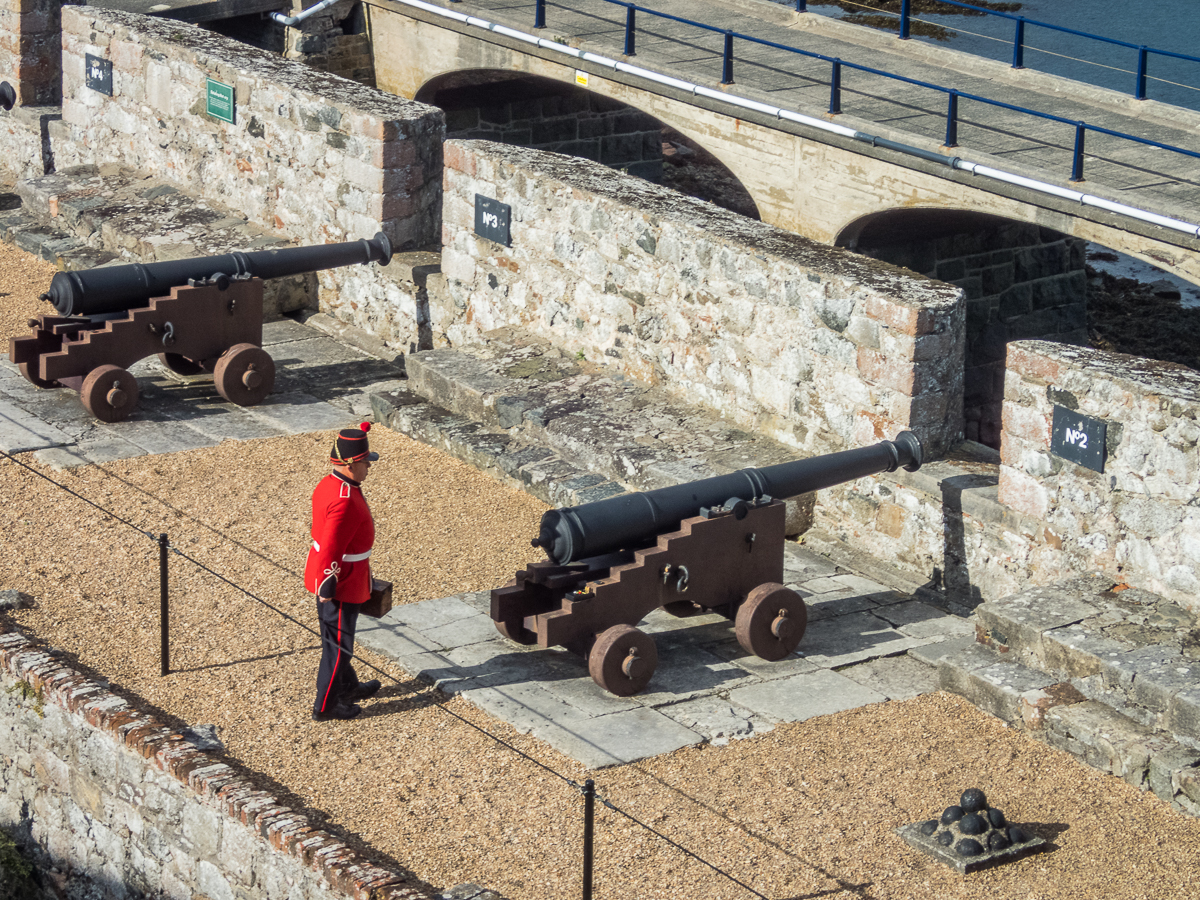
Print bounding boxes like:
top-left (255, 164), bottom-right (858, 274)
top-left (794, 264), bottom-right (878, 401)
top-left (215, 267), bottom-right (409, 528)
top-left (1051, 405), bottom-right (1107, 473)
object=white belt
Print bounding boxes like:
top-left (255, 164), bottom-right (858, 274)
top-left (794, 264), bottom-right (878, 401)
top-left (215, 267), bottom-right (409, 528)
top-left (312, 541), bottom-right (372, 563)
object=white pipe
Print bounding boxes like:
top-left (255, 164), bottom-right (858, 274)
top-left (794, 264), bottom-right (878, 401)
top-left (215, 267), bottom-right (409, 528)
top-left (388, 0), bottom-right (1200, 241)
top-left (270, 0), bottom-right (343, 27)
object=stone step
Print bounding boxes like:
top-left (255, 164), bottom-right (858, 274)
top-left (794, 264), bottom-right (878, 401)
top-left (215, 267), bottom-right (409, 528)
top-left (403, 328), bottom-right (814, 531)
top-left (937, 638), bottom-right (1200, 817)
top-left (369, 386), bottom-right (628, 510)
top-left (8, 166), bottom-right (310, 318)
top-left (971, 575), bottom-right (1200, 746)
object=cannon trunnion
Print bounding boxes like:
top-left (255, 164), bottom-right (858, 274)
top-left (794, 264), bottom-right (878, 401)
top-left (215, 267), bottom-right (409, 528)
top-left (492, 433), bottom-right (923, 696)
top-left (8, 233), bottom-right (392, 422)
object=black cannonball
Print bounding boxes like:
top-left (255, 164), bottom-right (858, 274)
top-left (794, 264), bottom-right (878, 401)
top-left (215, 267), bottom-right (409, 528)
top-left (955, 838), bottom-right (984, 857)
top-left (935, 830), bottom-right (953, 846)
top-left (940, 805), bottom-right (964, 825)
top-left (1008, 826), bottom-right (1029, 844)
top-left (988, 831), bottom-right (1012, 852)
top-left (958, 812), bottom-right (986, 835)
top-left (919, 819), bottom-right (939, 837)
top-left (959, 788), bottom-right (988, 812)
top-left (987, 808), bottom-right (1007, 828)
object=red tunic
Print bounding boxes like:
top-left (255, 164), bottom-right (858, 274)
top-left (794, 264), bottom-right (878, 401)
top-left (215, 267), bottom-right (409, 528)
top-left (304, 472), bottom-right (375, 604)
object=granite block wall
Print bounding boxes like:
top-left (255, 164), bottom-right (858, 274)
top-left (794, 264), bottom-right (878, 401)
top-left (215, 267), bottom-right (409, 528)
top-left (998, 340), bottom-right (1200, 613)
top-left (861, 221), bottom-right (1088, 451)
top-left (0, 625), bottom-right (428, 900)
top-left (436, 140), bottom-right (966, 459)
top-left (0, 0), bottom-right (76, 106)
top-left (53, 5), bottom-right (442, 251)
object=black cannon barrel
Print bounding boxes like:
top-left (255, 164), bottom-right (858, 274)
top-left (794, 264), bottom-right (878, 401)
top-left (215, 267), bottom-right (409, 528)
top-left (41, 232), bottom-right (394, 317)
top-left (534, 432), bottom-right (923, 565)
top-left (0, 82), bottom-right (15, 112)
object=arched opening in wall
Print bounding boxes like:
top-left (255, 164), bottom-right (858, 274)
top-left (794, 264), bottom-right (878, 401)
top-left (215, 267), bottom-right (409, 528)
top-left (840, 208), bottom-right (1200, 450)
top-left (416, 70), bottom-right (759, 219)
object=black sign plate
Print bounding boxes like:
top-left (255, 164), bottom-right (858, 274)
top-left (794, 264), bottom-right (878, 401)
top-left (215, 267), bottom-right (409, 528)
top-left (474, 194), bottom-right (511, 246)
top-left (1051, 405), bottom-right (1106, 473)
top-left (85, 54), bottom-right (113, 96)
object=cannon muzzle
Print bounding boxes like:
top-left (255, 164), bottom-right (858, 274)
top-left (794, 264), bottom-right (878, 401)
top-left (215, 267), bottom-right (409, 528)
top-left (0, 82), bottom-right (15, 112)
top-left (42, 232), bottom-right (394, 317)
top-left (534, 432), bottom-right (922, 565)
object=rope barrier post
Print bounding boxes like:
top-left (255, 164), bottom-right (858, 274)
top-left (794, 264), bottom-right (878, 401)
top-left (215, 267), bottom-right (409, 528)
top-left (1135, 46), bottom-right (1148, 100)
top-left (1012, 17), bottom-right (1024, 68)
top-left (624, 5), bottom-right (636, 57)
top-left (582, 779), bottom-right (595, 900)
top-left (534, 0), bottom-right (545, 29)
top-left (899, 0), bottom-right (910, 40)
top-left (1071, 122), bottom-right (1086, 182)
top-left (944, 90), bottom-right (958, 147)
top-left (721, 31), bottom-right (733, 84)
top-left (829, 59), bottom-right (841, 115)
top-left (159, 533), bottom-right (170, 676)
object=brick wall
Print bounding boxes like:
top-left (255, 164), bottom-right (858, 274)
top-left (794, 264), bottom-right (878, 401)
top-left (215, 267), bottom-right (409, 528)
top-left (436, 140), bottom-right (966, 458)
top-left (0, 626), bottom-right (429, 900)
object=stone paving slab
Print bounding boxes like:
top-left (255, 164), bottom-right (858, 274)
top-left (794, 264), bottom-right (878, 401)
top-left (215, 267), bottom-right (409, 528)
top-left (357, 575), bottom-right (965, 767)
top-left (0, 397), bottom-right (73, 453)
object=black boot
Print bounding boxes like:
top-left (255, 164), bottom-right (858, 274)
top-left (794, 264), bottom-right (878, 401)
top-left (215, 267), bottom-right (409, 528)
top-left (346, 679), bottom-right (381, 702)
top-left (312, 700), bottom-right (362, 722)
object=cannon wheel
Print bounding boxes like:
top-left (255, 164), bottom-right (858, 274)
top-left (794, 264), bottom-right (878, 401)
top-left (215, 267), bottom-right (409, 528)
top-left (158, 352), bottom-right (204, 377)
top-left (18, 362), bottom-right (59, 389)
top-left (214, 343), bottom-right (275, 406)
top-left (588, 624), bottom-right (658, 696)
top-left (736, 583), bottom-right (807, 661)
top-left (81, 365), bottom-right (139, 423)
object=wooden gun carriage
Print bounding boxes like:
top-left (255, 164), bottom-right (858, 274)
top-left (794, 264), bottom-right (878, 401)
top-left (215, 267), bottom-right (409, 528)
top-left (492, 433), bottom-right (923, 695)
top-left (8, 233), bottom-right (393, 422)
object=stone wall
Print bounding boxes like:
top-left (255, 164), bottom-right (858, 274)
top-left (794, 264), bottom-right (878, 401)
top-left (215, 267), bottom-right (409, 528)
top-left (0, 625), bottom-right (428, 900)
top-left (436, 78), bottom-right (663, 183)
top-left (52, 6), bottom-right (441, 251)
top-left (0, 0), bottom-right (76, 106)
top-left (998, 340), bottom-right (1200, 613)
top-left (860, 221), bottom-right (1088, 451)
top-left (436, 140), bottom-right (966, 458)
top-left (279, 0), bottom-right (376, 87)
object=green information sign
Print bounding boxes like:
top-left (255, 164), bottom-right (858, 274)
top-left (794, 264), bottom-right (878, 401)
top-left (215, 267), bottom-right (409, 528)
top-left (206, 78), bottom-right (235, 124)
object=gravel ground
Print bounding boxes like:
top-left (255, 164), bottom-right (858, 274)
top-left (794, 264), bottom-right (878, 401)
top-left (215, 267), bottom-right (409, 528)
top-left (2, 241), bottom-right (1200, 900)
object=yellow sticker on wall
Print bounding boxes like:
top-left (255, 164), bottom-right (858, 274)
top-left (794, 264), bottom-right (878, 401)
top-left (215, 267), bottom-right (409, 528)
top-left (575, 70), bottom-right (589, 87)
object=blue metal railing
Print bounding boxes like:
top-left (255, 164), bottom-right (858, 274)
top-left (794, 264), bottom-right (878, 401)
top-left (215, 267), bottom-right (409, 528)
top-left (528, 0), bottom-right (1200, 183)
top-left (888, 0), bottom-right (1200, 102)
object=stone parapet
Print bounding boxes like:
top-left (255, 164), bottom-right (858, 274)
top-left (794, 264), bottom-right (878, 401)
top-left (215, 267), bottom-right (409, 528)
top-left (0, 624), bottom-right (428, 900)
top-left (999, 340), bottom-right (1200, 612)
top-left (437, 140), bottom-right (966, 459)
top-left (54, 5), bottom-right (442, 251)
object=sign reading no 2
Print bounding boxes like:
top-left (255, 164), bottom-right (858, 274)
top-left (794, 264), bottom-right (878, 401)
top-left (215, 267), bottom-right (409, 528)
top-left (1050, 405), bottom-right (1107, 473)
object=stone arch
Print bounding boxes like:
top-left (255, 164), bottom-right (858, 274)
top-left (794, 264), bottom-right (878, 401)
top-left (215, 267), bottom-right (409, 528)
top-left (415, 69), bottom-right (759, 218)
top-left (837, 208), bottom-right (1088, 450)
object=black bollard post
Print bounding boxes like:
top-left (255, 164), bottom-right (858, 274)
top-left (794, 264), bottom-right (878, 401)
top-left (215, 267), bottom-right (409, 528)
top-left (582, 779), bottom-right (595, 900)
top-left (159, 533), bottom-right (170, 676)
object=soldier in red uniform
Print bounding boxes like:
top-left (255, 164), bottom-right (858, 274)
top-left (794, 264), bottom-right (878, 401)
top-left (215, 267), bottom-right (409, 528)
top-left (305, 423), bottom-right (383, 721)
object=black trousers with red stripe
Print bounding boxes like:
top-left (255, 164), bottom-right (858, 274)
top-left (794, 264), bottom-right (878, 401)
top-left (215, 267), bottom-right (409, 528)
top-left (314, 598), bottom-right (362, 714)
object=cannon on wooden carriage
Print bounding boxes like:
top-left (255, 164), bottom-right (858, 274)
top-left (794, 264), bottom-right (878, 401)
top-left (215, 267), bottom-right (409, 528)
top-left (8, 233), bottom-right (393, 422)
top-left (492, 433), bottom-right (923, 695)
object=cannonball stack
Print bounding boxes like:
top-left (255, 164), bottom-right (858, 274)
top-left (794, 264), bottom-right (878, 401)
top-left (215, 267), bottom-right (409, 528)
top-left (896, 787), bottom-right (1047, 873)
top-left (917, 789), bottom-right (1034, 858)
